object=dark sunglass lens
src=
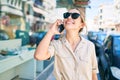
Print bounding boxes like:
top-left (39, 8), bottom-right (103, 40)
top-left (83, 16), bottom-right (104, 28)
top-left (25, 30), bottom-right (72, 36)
top-left (72, 13), bottom-right (80, 19)
top-left (63, 12), bottom-right (70, 18)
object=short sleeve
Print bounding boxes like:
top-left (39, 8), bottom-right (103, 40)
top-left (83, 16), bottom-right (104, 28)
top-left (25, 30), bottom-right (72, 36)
top-left (91, 43), bottom-right (99, 73)
top-left (48, 41), bottom-right (55, 59)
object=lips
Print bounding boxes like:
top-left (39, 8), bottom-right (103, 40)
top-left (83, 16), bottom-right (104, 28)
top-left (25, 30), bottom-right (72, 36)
top-left (66, 20), bottom-right (75, 24)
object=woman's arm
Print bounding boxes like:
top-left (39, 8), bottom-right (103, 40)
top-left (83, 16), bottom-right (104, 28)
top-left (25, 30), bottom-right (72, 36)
top-left (92, 70), bottom-right (98, 80)
top-left (34, 20), bottom-right (62, 60)
top-left (34, 31), bottom-right (54, 60)
top-left (90, 42), bottom-right (98, 80)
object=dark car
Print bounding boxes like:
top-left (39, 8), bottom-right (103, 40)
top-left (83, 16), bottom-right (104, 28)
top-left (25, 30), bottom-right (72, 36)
top-left (33, 31), bottom-right (47, 46)
top-left (32, 30), bottom-right (64, 46)
top-left (94, 32), bottom-right (107, 56)
top-left (15, 30), bottom-right (30, 46)
top-left (99, 33), bottom-right (120, 80)
top-left (87, 31), bottom-right (98, 42)
top-left (96, 32), bottom-right (107, 45)
top-left (53, 34), bottom-right (61, 40)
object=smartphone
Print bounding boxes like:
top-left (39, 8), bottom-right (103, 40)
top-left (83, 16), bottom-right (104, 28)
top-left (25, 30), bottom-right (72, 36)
top-left (58, 24), bottom-right (64, 33)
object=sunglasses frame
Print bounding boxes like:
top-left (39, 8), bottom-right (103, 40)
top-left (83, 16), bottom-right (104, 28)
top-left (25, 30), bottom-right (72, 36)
top-left (63, 12), bottom-right (80, 19)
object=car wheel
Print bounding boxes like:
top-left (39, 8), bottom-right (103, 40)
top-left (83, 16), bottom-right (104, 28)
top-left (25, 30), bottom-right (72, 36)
top-left (104, 68), bottom-right (110, 80)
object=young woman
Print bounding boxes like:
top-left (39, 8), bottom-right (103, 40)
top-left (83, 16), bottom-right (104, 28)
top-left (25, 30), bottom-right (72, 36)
top-left (34, 8), bottom-right (98, 80)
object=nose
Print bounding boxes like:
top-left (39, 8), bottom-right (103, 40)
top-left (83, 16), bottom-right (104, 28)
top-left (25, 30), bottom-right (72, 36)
top-left (67, 14), bottom-right (72, 19)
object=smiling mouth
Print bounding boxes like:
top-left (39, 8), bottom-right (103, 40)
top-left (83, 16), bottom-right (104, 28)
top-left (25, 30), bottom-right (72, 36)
top-left (66, 21), bottom-right (75, 24)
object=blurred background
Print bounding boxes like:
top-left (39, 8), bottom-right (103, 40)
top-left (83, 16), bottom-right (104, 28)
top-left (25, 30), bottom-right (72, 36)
top-left (0, 0), bottom-right (120, 80)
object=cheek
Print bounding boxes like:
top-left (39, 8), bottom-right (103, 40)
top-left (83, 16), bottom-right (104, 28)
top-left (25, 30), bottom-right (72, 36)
top-left (75, 21), bottom-right (83, 27)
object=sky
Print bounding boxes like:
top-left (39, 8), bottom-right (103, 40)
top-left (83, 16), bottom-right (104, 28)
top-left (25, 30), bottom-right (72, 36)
top-left (86, 0), bottom-right (114, 20)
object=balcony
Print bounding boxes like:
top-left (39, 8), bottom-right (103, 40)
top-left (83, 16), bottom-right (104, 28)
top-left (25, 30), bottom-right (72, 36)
top-left (0, 0), bottom-right (23, 16)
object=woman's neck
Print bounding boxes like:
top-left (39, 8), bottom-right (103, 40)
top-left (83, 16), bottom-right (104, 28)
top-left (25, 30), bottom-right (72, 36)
top-left (66, 31), bottom-right (81, 45)
top-left (66, 32), bottom-right (81, 52)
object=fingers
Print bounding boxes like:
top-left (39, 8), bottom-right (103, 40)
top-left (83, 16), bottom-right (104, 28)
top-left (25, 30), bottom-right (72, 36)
top-left (55, 19), bottom-right (63, 26)
top-left (51, 19), bottom-right (62, 29)
top-left (48, 19), bottom-right (63, 35)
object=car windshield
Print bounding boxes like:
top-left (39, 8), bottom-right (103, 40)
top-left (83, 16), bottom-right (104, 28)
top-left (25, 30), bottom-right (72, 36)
top-left (114, 36), bottom-right (120, 51)
top-left (97, 34), bottom-right (106, 41)
top-left (92, 32), bottom-right (98, 36)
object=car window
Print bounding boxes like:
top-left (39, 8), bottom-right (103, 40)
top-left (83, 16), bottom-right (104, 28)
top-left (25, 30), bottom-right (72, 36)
top-left (93, 32), bottom-right (98, 36)
top-left (104, 36), bottom-right (111, 48)
top-left (114, 36), bottom-right (120, 51)
top-left (97, 34), bottom-right (106, 41)
top-left (107, 40), bottom-right (112, 50)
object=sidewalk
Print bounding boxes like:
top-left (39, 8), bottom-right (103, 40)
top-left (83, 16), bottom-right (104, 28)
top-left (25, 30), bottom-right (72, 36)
top-left (36, 62), bottom-right (54, 80)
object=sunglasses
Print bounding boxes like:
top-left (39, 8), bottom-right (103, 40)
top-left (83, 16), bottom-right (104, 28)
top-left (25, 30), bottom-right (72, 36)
top-left (63, 12), bottom-right (80, 19)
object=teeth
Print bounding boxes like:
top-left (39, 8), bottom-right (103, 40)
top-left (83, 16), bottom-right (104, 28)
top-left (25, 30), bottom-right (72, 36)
top-left (67, 22), bottom-right (72, 24)
top-left (66, 21), bottom-right (74, 24)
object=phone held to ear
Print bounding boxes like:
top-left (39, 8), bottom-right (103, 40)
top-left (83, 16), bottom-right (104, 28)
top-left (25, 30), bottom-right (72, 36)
top-left (58, 24), bottom-right (64, 33)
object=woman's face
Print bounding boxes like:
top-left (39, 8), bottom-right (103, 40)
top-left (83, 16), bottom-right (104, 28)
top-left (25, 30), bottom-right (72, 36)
top-left (63, 9), bottom-right (84, 32)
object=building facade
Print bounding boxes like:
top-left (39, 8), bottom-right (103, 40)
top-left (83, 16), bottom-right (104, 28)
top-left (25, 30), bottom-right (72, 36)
top-left (98, 3), bottom-right (115, 32)
top-left (114, 0), bottom-right (120, 32)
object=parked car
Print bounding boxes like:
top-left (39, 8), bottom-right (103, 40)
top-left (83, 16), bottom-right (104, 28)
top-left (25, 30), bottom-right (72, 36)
top-left (94, 32), bottom-right (107, 56)
top-left (53, 34), bottom-right (61, 40)
top-left (99, 33), bottom-right (120, 80)
top-left (96, 32), bottom-right (107, 45)
top-left (33, 31), bottom-right (47, 46)
top-left (15, 30), bottom-right (30, 46)
top-left (33, 31), bottom-right (62, 46)
top-left (87, 31), bottom-right (98, 42)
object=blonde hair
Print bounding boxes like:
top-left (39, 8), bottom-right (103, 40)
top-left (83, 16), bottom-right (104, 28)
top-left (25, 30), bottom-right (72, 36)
top-left (75, 8), bottom-right (87, 34)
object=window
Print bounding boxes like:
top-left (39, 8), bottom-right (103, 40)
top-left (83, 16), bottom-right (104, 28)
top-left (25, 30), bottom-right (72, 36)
top-left (104, 36), bottom-right (111, 49)
top-left (114, 36), bottom-right (120, 51)
top-left (100, 15), bottom-right (102, 19)
top-left (100, 9), bottom-right (102, 13)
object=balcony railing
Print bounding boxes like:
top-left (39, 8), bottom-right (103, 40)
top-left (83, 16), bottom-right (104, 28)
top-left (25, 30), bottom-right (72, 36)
top-left (0, 0), bottom-right (23, 10)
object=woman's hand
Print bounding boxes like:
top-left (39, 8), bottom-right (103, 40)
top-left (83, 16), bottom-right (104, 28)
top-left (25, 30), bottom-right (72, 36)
top-left (49, 19), bottom-right (63, 35)
top-left (34, 19), bottom-right (63, 60)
